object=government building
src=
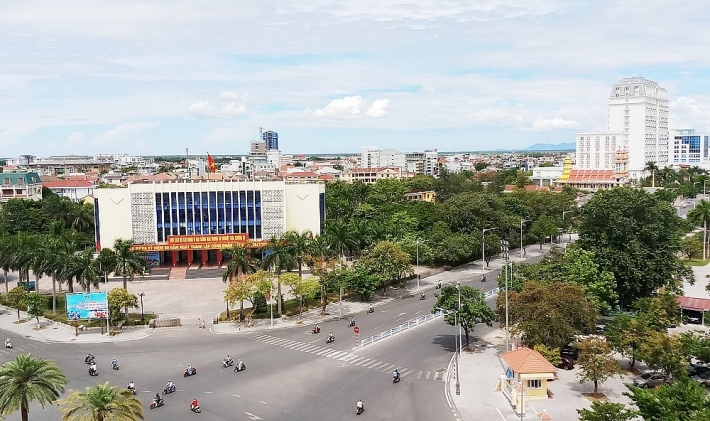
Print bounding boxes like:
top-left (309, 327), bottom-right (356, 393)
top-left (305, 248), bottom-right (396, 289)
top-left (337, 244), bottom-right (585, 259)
top-left (94, 179), bottom-right (325, 267)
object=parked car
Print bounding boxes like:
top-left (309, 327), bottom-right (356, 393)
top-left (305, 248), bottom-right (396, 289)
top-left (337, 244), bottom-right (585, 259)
top-left (689, 363), bottom-right (710, 377)
top-left (557, 356), bottom-right (574, 370)
top-left (632, 371), bottom-right (672, 388)
top-left (687, 316), bottom-right (702, 325)
top-left (594, 325), bottom-right (607, 335)
top-left (691, 372), bottom-right (710, 387)
top-left (560, 344), bottom-right (579, 360)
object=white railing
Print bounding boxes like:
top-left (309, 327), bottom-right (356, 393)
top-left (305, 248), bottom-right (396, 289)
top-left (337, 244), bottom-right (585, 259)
top-left (485, 287), bottom-right (500, 298)
top-left (359, 311), bottom-right (443, 348)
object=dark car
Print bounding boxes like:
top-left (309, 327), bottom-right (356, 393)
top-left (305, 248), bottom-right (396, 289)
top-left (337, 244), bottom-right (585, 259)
top-left (560, 344), bottom-right (579, 360)
top-left (691, 371), bottom-right (710, 387)
top-left (557, 356), bottom-right (574, 370)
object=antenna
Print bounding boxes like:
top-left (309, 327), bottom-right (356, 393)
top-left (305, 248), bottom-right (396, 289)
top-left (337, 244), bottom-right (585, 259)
top-left (253, 126), bottom-right (264, 139)
top-left (185, 148), bottom-right (189, 160)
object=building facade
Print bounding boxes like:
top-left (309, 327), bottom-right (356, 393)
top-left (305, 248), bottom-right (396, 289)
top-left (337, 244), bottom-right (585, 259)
top-left (94, 180), bottom-right (325, 266)
top-left (669, 129), bottom-right (708, 166)
top-left (0, 172), bottom-right (43, 203)
top-left (262, 131), bottom-right (279, 151)
top-left (575, 77), bottom-right (669, 180)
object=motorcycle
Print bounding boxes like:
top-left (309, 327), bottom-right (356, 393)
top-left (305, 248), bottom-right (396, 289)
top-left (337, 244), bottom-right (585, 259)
top-left (234, 362), bottom-right (246, 373)
top-left (419, 294), bottom-right (426, 300)
top-left (88, 366), bottom-right (98, 377)
top-left (84, 355), bottom-right (95, 365)
top-left (190, 404), bottom-right (202, 413)
top-left (222, 359), bottom-right (234, 368)
top-left (348, 318), bottom-right (356, 327)
top-left (184, 367), bottom-right (197, 377)
top-left (127, 383), bottom-right (136, 395)
top-left (393, 375), bottom-right (400, 384)
top-left (311, 326), bottom-right (320, 334)
top-left (4, 340), bottom-right (12, 349)
top-left (356, 401), bottom-right (365, 415)
top-left (326, 336), bottom-right (335, 344)
top-left (367, 307), bottom-right (374, 314)
top-left (163, 384), bottom-right (176, 395)
top-left (150, 399), bottom-right (164, 410)
top-left (112, 363), bottom-right (120, 371)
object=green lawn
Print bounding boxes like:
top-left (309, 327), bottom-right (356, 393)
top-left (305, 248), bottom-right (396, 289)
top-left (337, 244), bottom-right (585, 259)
top-left (685, 258), bottom-right (710, 266)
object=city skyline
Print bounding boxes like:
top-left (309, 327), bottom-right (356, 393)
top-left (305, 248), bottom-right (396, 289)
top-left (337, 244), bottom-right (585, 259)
top-left (1, 1), bottom-right (709, 157)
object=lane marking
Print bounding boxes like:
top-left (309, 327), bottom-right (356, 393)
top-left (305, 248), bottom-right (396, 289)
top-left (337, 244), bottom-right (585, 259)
top-left (204, 391), bottom-right (213, 394)
top-left (245, 412), bottom-right (263, 420)
top-left (259, 401), bottom-right (268, 405)
top-left (373, 325), bottom-right (382, 330)
top-left (233, 394), bottom-right (241, 397)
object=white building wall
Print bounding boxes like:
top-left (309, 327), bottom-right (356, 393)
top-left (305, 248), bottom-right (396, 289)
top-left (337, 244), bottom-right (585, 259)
top-left (94, 188), bottom-right (134, 249)
top-left (359, 147), bottom-right (380, 168)
top-left (284, 183), bottom-right (324, 236)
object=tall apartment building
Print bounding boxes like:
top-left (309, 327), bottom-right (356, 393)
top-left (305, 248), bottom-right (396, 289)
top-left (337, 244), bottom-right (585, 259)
top-left (263, 131), bottom-right (279, 151)
top-left (669, 129), bottom-right (709, 166)
top-left (576, 77), bottom-right (669, 180)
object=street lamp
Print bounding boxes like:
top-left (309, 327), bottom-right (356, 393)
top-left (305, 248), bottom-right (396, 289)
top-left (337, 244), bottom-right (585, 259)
top-left (482, 227), bottom-right (497, 273)
top-left (519, 219), bottom-right (531, 259)
top-left (416, 239), bottom-right (420, 291)
top-left (269, 266), bottom-right (274, 328)
top-left (138, 292), bottom-right (145, 324)
top-left (436, 303), bottom-right (461, 396)
top-left (562, 210), bottom-right (575, 243)
top-left (501, 241), bottom-right (511, 351)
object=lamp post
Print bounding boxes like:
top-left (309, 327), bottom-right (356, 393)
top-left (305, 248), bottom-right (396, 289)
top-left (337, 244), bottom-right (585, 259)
top-left (138, 292), bottom-right (145, 324)
top-left (269, 266), bottom-right (274, 328)
top-left (562, 210), bottom-right (574, 243)
top-left (437, 304), bottom-right (461, 395)
top-left (501, 240), bottom-right (510, 351)
top-left (416, 239), bottom-right (420, 291)
top-left (482, 227), bottom-right (497, 273)
top-left (519, 219), bottom-right (531, 259)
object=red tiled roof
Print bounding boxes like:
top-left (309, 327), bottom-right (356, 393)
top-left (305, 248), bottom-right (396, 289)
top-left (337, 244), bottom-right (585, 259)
top-left (501, 347), bottom-right (557, 374)
top-left (286, 171), bottom-right (319, 177)
top-left (43, 180), bottom-right (95, 188)
top-left (318, 174), bottom-right (335, 180)
top-left (565, 169), bottom-right (616, 182)
top-left (677, 296), bottom-right (710, 311)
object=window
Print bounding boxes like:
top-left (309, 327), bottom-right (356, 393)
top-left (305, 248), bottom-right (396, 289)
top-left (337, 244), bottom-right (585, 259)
top-left (527, 379), bottom-right (542, 389)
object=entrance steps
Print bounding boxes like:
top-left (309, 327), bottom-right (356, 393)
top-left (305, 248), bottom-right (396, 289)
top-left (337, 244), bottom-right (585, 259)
top-left (168, 266), bottom-right (189, 280)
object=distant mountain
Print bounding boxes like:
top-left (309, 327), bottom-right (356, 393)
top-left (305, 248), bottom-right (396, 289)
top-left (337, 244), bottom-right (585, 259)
top-left (524, 142), bottom-right (576, 151)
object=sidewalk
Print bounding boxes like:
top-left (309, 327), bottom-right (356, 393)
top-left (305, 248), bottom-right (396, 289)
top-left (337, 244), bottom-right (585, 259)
top-left (0, 238), bottom-right (564, 344)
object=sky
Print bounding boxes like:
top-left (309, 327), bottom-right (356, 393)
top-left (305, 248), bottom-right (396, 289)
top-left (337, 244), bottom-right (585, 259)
top-left (1, 0), bottom-right (710, 157)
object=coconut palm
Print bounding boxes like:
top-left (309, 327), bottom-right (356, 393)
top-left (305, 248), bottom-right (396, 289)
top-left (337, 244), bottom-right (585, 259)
top-left (283, 230), bottom-right (313, 278)
top-left (323, 220), bottom-right (358, 262)
top-left (58, 382), bottom-right (144, 421)
top-left (104, 239), bottom-right (145, 291)
top-left (64, 248), bottom-right (101, 293)
top-left (0, 235), bottom-right (13, 294)
top-left (689, 200), bottom-right (710, 260)
top-left (222, 244), bottom-right (259, 319)
top-left (0, 353), bottom-right (67, 421)
top-left (261, 236), bottom-right (296, 317)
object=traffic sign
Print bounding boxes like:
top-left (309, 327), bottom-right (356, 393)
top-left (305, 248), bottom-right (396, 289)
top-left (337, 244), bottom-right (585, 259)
top-left (353, 326), bottom-right (360, 334)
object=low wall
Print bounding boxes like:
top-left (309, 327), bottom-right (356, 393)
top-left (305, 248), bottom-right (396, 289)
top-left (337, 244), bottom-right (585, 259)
top-left (148, 317), bottom-right (181, 328)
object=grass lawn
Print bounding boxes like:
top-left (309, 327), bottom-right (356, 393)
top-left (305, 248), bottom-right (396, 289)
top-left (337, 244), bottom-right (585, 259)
top-left (685, 258), bottom-right (710, 266)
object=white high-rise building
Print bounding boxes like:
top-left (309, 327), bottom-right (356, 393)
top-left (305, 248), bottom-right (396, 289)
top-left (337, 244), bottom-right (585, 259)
top-left (576, 77), bottom-right (669, 180)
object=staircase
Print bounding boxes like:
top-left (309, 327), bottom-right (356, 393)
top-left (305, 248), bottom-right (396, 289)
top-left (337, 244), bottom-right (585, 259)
top-left (168, 266), bottom-right (189, 280)
top-left (185, 267), bottom-right (224, 280)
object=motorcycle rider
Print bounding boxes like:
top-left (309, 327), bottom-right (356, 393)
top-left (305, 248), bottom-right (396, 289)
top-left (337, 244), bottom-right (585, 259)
top-left (85, 353), bottom-right (94, 364)
top-left (153, 393), bottom-right (163, 406)
top-left (224, 355), bottom-right (233, 365)
top-left (4, 338), bottom-right (11, 348)
top-left (127, 381), bottom-right (135, 390)
top-left (165, 379), bottom-right (174, 393)
top-left (111, 358), bottom-right (118, 369)
top-left (236, 358), bottom-right (244, 370)
top-left (369, 303), bottom-right (374, 312)
top-left (312, 324), bottom-right (320, 334)
top-left (356, 399), bottom-right (364, 412)
top-left (393, 369), bottom-right (400, 380)
top-left (328, 332), bottom-right (334, 342)
top-left (89, 362), bottom-right (97, 375)
top-left (186, 363), bottom-right (193, 375)
top-left (190, 398), bottom-right (199, 410)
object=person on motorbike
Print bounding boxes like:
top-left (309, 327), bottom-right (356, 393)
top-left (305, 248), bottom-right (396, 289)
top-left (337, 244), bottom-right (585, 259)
top-left (89, 362), bottom-right (97, 374)
top-left (369, 303), bottom-right (374, 312)
top-left (153, 393), bottom-right (162, 405)
top-left (111, 358), bottom-right (118, 369)
top-left (128, 381), bottom-right (135, 390)
top-left (191, 398), bottom-right (199, 410)
top-left (393, 369), bottom-right (400, 381)
top-left (328, 332), bottom-right (334, 341)
top-left (237, 358), bottom-right (244, 369)
top-left (4, 338), bottom-right (11, 348)
top-left (356, 399), bottom-right (364, 410)
top-left (165, 380), bottom-right (174, 392)
top-left (186, 363), bottom-right (193, 374)
top-left (85, 353), bottom-right (94, 363)
top-left (224, 355), bottom-right (233, 364)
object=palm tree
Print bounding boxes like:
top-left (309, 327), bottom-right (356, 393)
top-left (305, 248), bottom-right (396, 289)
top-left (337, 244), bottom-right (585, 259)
top-left (691, 200), bottom-right (710, 260)
top-left (65, 248), bottom-right (101, 293)
top-left (283, 230), bottom-right (313, 278)
top-left (59, 382), bottom-right (144, 421)
top-left (0, 353), bottom-right (67, 421)
top-left (261, 236), bottom-right (296, 317)
top-left (221, 244), bottom-right (259, 319)
top-left (104, 239), bottom-right (145, 291)
top-left (645, 161), bottom-right (659, 187)
top-left (0, 235), bottom-right (13, 294)
top-left (323, 220), bottom-right (358, 262)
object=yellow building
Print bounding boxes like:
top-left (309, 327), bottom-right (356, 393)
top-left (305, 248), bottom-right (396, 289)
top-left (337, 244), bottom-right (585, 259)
top-left (500, 347), bottom-right (558, 414)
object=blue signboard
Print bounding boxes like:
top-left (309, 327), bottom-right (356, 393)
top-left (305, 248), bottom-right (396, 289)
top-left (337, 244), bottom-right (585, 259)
top-left (66, 292), bottom-right (109, 320)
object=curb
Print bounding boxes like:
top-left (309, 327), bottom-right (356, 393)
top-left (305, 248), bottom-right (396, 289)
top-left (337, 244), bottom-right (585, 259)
top-left (444, 352), bottom-right (462, 421)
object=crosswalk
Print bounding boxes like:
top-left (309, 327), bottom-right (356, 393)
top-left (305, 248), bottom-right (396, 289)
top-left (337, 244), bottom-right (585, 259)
top-left (245, 333), bottom-right (445, 381)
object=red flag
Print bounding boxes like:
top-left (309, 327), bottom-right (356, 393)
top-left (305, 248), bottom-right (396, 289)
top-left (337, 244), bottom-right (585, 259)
top-left (207, 153), bottom-right (216, 173)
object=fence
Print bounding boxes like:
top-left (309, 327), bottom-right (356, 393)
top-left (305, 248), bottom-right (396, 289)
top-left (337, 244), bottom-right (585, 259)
top-left (359, 311), bottom-right (443, 348)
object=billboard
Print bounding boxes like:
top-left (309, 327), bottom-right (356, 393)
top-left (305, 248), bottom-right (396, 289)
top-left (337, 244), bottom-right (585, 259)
top-left (66, 292), bottom-right (109, 320)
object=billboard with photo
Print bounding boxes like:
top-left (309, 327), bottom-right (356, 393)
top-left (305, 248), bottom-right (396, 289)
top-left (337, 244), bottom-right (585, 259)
top-left (66, 292), bottom-right (109, 320)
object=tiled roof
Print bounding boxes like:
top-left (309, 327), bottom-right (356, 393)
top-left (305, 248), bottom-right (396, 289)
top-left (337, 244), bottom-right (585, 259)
top-left (285, 171), bottom-right (319, 177)
top-left (501, 347), bottom-right (557, 374)
top-left (677, 296), bottom-right (710, 311)
top-left (318, 174), bottom-right (335, 180)
top-left (43, 180), bottom-right (95, 188)
top-left (565, 169), bottom-right (616, 182)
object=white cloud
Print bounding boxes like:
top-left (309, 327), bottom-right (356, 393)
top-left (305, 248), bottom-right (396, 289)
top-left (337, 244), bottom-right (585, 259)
top-left (313, 96), bottom-right (390, 120)
top-left (219, 91), bottom-right (242, 101)
top-left (189, 101), bottom-right (217, 117)
top-left (531, 117), bottom-right (579, 131)
top-left (473, 109), bottom-right (524, 125)
top-left (222, 102), bottom-right (248, 116)
top-left (95, 122), bottom-right (159, 141)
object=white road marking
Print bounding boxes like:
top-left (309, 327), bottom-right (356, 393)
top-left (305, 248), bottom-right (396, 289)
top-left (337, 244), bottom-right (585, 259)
top-left (496, 408), bottom-right (506, 420)
top-left (204, 391), bottom-right (213, 394)
top-left (426, 372), bottom-right (431, 380)
top-left (351, 357), bottom-right (367, 365)
top-left (381, 364), bottom-right (396, 372)
top-left (416, 371), bottom-right (423, 379)
top-left (233, 394), bottom-right (241, 397)
top-left (373, 325), bottom-right (382, 330)
top-left (380, 309), bottom-right (391, 313)
top-left (397, 312), bottom-right (407, 317)
top-left (259, 401), bottom-right (268, 405)
top-left (244, 412), bottom-right (263, 420)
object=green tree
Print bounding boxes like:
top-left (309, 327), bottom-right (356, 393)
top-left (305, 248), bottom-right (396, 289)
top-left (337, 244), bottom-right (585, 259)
top-left (637, 330), bottom-right (686, 381)
top-left (360, 241), bottom-right (413, 294)
top-left (575, 336), bottom-right (623, 394)
top-left (283, 230), bottom-right (313, 278)
top-left (279, 272), bottom-right (320, 319)
top-left (224, 270), bottom-right (272, 323)
top-left (104, 239), bottom-right (145, 291)
top-left (577, 401), bottom-right (636, 421)
top-left (221, 244), bottom-right (259, 318)
top-left (343, 263), bottom-right (382, 301)
top-left (605, 315), bottom-right (650, 370)
top-left (107, 288), bottom-right (138, 324)
top-left (22, 292), bottom-right (44, 329)
top-left (58, 381), bottom-right (144, 421)
top-left (529, 214), bottom-right (558, 250)
top-left (680, 235), bottom-right (703, 260)
top-left (626, 378), bottom-right (710, 421)
top-left (679, 331), bottom-right (710, 365)
top-left (633, 293), bottom-right (681, 332)
top-left (261, 236), bottom-right (296, 318)
top-left (433, 284), bottom-right (496, 347)
top-left (533, 344), bottom-right (561, 367)
top-left (7, 286), bottom-right (27, 321)
top-left (507, 281), bottom-right (597, 348)
top-left (577, 187), bottom-right (693, 308)
top-left (687, 199), bottom-right (710, 260)
top-left (64, 248), bottom-right (101, 293)
top-left (0, 353), bottom-right (67, 421)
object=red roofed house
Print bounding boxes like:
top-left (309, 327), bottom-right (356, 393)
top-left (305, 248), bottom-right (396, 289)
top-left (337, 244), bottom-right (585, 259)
top-left (42, 179), bottom-right (97, 202)
top-left (676, 296), bottom-right (710, 325)
top-left (499, 347), bottom-right (558, 415)
top-left (556, 150), bottom-right (630, 191)
top-left (283, 171), bottom-right (321, 183)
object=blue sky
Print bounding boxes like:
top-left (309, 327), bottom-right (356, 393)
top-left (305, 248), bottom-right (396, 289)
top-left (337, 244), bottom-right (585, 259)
top-left (2, 1), bottom-right (710, 157)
